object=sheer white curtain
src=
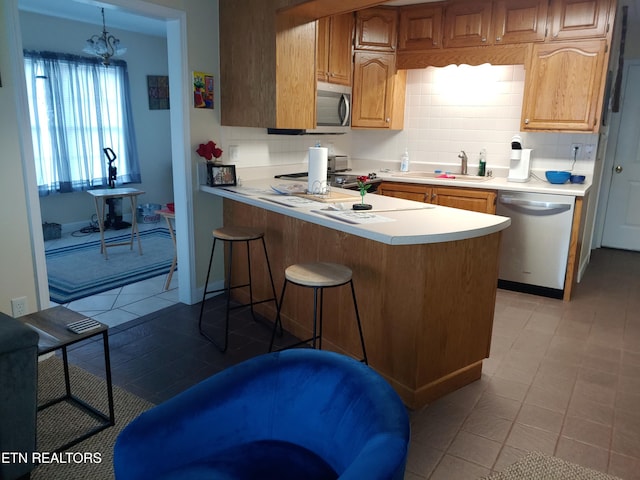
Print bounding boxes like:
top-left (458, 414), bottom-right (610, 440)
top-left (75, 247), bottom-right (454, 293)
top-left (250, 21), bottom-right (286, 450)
top-left (23, 51), bottom-right (140, 195)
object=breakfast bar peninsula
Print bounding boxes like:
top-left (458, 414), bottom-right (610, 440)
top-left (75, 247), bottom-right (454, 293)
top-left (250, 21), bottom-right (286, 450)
top-left (202, 179), bottom-right (510, 409)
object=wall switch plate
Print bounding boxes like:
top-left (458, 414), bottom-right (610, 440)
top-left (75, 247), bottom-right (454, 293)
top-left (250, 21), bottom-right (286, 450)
top-left (570, 143), bottom-right (582, 159)
top-left (229, 145), bottom-right (238, 161)
top-left (11, 296), bottom-right (27, 317)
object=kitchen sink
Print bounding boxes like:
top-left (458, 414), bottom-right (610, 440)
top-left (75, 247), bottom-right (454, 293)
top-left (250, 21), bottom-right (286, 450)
top-left (391, 172), bottom-right (493, 182)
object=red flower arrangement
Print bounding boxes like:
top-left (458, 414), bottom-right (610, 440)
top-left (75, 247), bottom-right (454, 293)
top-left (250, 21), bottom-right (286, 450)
top-left (356, 175), bottom-right (371, 204)
top-left (196, 141), bottom-right (223, 161)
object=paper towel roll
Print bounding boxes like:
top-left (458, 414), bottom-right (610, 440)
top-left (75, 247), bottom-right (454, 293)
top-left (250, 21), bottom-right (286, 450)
top-left (308, 147), bottom-right (328, 194)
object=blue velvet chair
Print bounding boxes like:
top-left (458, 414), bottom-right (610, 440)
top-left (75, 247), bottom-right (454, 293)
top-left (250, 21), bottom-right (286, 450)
top-left (114, 349), bottom-right (410, 480)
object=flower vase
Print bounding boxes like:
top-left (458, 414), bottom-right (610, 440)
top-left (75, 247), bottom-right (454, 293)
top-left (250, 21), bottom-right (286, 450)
top-left (353, 203), bottom-right (372, 210)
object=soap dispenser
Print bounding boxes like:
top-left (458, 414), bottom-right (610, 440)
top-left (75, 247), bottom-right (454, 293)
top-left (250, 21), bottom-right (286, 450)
top-left (478, 149), bottom-right (486, 176)
top-left (400, 148), bottom-right (410, 172)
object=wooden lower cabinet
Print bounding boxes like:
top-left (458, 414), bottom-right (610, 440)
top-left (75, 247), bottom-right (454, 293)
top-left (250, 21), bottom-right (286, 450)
top-left (379, 181), bottom-right (497, 214)
top-left (223, 199), bottom-right (501, 409)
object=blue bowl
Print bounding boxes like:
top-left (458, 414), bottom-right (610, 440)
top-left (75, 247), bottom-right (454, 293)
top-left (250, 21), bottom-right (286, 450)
top-left (545, 170), bottom-right (571, 184)
top-left (570, 174), bottom-right (585, 184)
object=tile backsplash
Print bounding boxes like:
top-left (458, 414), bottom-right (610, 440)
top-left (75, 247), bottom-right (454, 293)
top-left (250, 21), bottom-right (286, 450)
top-left (224, 64), bottom-right (597, 177)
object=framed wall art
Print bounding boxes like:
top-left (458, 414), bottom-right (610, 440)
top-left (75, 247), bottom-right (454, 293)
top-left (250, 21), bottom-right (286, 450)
top-left (193, 71), bottom-right (214, 109)
top-left (147, 75), bottom-right (170, 110)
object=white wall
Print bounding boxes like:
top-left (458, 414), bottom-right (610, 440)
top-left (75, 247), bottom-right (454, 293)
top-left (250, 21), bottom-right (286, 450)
top-left (19, 11), bottom-right (173, 230)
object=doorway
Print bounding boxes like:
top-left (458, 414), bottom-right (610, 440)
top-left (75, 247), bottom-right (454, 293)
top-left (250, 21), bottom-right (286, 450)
top-left (600, 60), bottom-right (640, 251)
top-left (9, 0), bottom-right (196, 310)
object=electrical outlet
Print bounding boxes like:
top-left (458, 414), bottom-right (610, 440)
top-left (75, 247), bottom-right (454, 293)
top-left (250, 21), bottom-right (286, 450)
top-left (570, 143), bottom-right (582, 159)
top-left (11, 296), bottom-right (27, 317)
top-left (584, 144), bottom-right (595, 159)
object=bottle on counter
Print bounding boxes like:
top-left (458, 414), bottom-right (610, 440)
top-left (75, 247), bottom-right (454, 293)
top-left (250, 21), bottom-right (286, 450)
top-left (400, 148), bottom-right (410, 172)
top-left (478, 149), bottom-right (487, 176)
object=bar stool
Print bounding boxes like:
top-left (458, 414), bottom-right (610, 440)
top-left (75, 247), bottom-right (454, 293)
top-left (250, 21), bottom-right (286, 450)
top-left (268, 262), bottom-right (368, 364)
top-left (199, 226), bottom-right (279, 352)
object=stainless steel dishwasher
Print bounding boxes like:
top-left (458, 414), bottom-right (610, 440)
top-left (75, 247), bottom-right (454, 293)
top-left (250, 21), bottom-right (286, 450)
top-left (496, 191), bottom-right (575, 299)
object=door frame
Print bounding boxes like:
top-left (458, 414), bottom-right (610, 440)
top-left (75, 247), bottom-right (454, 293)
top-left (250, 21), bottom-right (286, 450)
top-left (593, 59), bottom-right (640, 249)
top-left (5, 0), bottom-right (198, 308)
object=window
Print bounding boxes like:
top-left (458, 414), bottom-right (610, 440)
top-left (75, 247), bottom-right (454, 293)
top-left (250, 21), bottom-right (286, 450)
top-left (24, 51), bottom-right (141, 195)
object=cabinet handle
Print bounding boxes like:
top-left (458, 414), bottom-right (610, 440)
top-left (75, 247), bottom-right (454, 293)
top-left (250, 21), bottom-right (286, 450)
top-left (496, 36), bottom-right (502, 42)
top-left (386, 118), bottom-right (390, 123)
top-left (524, 118), bottom-right (530, 124)
top-left (431, 193), bottom-right (436, 200)
top-left (481, 37), bottom-right (487, 42)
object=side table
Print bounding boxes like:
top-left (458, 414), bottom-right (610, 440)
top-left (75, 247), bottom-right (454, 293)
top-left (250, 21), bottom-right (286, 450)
top-left (87, 188), bottom-right (145, 259)
top-left (155, 208), bottom-right (177, 290)
top-left (22, 306), bottom-right (114, 452)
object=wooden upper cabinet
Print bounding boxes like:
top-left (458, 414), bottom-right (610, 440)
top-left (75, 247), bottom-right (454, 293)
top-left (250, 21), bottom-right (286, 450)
top-left (355, 7), bottom-right (398, 51)
top-left (398, 4), bottom-right (444, 51)
top-left (548, 0), bottom-right (612, 41)
top-left (521, 40), bottom-right (607, 132)
top-left (317, 13), bottom-right (354, 86)
top-left (493, 0), bottom-right (548, 44)
top-left (352, 51), bottom-right (405, 129)
top-left (443, 0), bottom-right (493, 48)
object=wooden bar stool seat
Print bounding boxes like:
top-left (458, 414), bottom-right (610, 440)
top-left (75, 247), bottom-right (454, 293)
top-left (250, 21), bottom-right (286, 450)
top-left (268, 262), bottom-right (368, 364)
top-left (199, 226), bottom-right (278, 352)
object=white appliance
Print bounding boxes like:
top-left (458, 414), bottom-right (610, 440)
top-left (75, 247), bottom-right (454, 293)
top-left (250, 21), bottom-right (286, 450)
top-left (507, 148), bottom-right (532, 182)
top-left (497, 192), bottom-right (575, 298)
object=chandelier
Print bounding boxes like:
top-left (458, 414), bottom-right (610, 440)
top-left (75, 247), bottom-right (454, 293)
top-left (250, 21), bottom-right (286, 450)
top-left (83, 8), bottom-right (127, 66)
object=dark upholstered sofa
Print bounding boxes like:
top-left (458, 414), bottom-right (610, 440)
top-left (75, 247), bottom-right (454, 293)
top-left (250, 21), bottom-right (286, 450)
top-left (0, 312), bottom-right (39, 480)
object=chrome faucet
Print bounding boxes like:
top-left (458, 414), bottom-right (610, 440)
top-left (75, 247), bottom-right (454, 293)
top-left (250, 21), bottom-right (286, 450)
top-left (458, 151), bottom-right (468, 175)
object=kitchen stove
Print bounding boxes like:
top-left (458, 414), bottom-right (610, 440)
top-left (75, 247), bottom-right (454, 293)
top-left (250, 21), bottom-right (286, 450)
top-left (274, 171), bottom-right (381, 191)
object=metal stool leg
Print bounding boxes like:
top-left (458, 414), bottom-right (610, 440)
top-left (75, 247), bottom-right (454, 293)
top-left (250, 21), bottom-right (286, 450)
top-left (349, 280), bottom-right (368, 365)
top-left (261, 237), bottom-right (281, 334)
top-left (317, 287), bottom-right (325, 350)
top-left (198, 237), bottom-right (218, 334)
top-left (269, 280), bottom-right (289, 352)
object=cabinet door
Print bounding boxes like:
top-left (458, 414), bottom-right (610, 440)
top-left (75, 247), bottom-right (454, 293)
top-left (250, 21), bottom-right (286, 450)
top-left (521, 40), bottom-right (606, 132)
top-left (398, 4), bottom-right (444, 51)
top-left (379, 182), bottom-right (431, 202)
top-left (493, 0), bottom-right (548, 44)
top-left (443, 0), bottom-right (493, 48)
top-left (352, 52), bottom-right (396, 128)
top-left (317, 17), bottom-right (330, 82)
top-left (432, 186), bottom-right (496, 214)
top-left (549, 0), bottom-right (612, 41)
top-left (355, 7), bottom-right (398, 51)
top-left (327, 13), bottom-right (355, 86)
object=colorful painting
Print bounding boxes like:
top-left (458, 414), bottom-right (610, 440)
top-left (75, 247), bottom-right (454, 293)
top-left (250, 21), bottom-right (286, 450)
top-left (193, 71), bottom-right (214, 109)
top-left (147, 75), bottom-right (170, 110)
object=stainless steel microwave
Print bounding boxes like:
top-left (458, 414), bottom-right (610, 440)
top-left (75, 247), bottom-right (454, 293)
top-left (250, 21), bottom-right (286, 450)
top-left (313, 82), bottom-right (351, 133)
top-left (267, 82), bottom-right (351, 135)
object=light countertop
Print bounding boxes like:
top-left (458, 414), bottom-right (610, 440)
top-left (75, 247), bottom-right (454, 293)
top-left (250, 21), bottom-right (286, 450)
top-left (202, 178), bottom-right (510, 246)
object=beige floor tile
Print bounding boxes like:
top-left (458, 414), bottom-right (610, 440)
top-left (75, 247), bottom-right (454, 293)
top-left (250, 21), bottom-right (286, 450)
top-left (484, 376), bottom-right (530, 403)
top-left (491, 445), bottom-right (529, 474)
top-left (555, 436), bottom-right (610, 474)
top-left (609, 452), bottom-right (640, 480)
top-left (405, 440), bottom-right (444, 479)
top-left (516, 403), bottom-right (565, 434)
top-left (505, 423), bottom-right (558, 455)
top-left (562, 415), bottom-right (612, 450)
top-left (567, 395), bottom-right (615, 427)
top-left (573, 380), bottom-right (617, 407)
top-left (447, 431), bottom-right (502, 469)
top-left (524, 384), bottom-right (572, 413)
top-left (462, 411), bottom-right (513, 443)
top-left (474, 392), bottom-right (522, 421)
top-left (428, 454), bottom-right (490, 480)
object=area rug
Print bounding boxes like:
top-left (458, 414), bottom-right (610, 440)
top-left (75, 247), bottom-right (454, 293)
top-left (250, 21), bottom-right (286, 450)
top-left (483, 452), bottom-right (622, 480)
top-left (46, 228), bottom-right (175, 303)
top-left (33, 357), bottom-right (154, 479)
